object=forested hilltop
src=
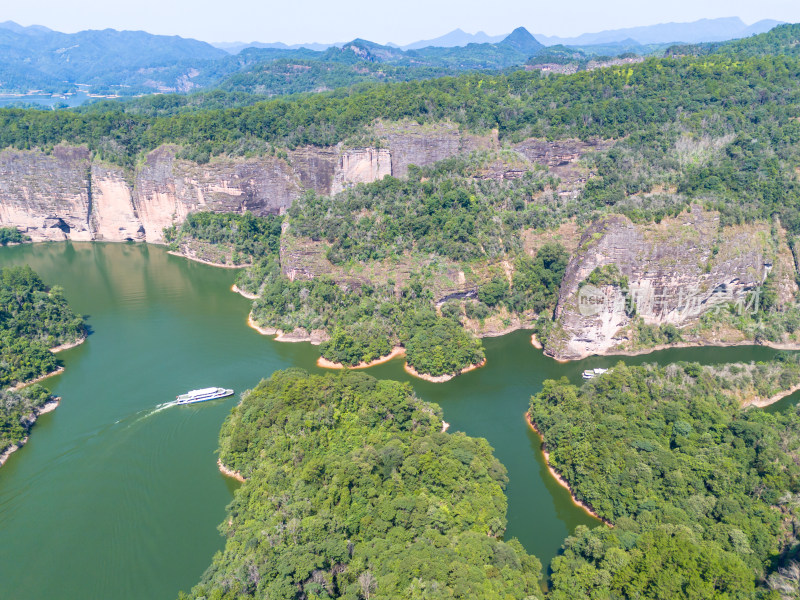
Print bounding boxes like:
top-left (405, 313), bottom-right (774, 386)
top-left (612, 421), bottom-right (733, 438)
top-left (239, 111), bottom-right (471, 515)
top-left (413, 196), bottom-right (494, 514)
top-left (0, 266), bottom-right (85, 461)
top-left (184, 370), bottom-right (541, 599)
top-left (529, 360), bottom-right (800, 598)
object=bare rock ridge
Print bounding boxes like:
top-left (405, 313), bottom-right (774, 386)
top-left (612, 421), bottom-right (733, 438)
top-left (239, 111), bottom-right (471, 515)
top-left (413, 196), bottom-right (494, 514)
top-left (0, 121), bottom-right (513, 243)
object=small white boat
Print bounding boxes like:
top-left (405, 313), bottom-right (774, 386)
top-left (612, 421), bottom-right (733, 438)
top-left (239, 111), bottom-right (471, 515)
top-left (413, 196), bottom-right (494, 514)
top-left (175, 387), bottom-right (234, 405)
top-left (582, 368), bottom-right (609, 380)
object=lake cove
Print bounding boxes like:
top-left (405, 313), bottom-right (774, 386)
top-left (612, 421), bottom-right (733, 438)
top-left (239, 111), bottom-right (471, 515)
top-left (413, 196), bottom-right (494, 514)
top-left (0, 241), bottom-right (791, 599)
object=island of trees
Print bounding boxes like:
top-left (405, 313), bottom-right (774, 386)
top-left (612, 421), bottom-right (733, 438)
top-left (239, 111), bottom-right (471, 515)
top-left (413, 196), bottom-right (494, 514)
top-left (0, 266), bottom-right (85, 463)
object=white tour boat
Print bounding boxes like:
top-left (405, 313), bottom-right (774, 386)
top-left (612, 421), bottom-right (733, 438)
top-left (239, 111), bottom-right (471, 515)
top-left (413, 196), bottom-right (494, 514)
top-left (175, 387), bottom-right (234, 405)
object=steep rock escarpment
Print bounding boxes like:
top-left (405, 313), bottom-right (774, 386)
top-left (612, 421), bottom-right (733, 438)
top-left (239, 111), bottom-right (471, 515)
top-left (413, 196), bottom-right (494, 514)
top-left (373, 121), bottom-right (498, 178)
top-left (133, 147), bottom-right (304, 242)
top-left (545, 207), bottom-right (794, 360)
top-left (331, 148), bottom-right (392, 194)
top-left (0, 121), bottom-right (608, 243)
top-left (90, 163), bottom-right (144, 241)
top-left (0, 146), bottom-right (93, 241)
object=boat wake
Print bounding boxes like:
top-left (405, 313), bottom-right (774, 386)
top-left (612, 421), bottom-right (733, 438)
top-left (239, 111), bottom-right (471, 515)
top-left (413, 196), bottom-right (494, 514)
top-left (126, 400), bottom-right (181, 425)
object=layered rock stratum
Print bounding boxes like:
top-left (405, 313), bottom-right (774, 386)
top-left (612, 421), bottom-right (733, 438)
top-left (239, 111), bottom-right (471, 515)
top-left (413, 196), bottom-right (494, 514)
top-left (0, 121), bottom-right (513, 243)
top-left (544, 206), bottom-right (798, 360)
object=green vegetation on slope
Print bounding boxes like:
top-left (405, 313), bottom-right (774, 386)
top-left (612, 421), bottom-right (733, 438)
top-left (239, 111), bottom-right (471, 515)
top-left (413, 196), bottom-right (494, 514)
top-left (2, 51), bottom-right (799, 168)
top-left (0, 227), bottom-right (28, 246)
top-left (0, 265), bottom-right (84, 455)
top-left (0, 265), bottom-right (84, 387)
top-left (0, 385), bottom-right (54, 455)
top-left (244, 261), bottom-right (485, 376)
top-left (182, 369), bottom-right (541, 599)
top-left (290, 158), bottom-right (558, 264)
top-left (164, 211), bottom-right (282, 266)
top-left (529, 359), bottom-right (800, 598)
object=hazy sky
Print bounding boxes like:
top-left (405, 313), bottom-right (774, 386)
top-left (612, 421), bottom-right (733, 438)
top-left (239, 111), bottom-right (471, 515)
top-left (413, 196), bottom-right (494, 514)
top-left (4, 0), bottom-right (800, 45)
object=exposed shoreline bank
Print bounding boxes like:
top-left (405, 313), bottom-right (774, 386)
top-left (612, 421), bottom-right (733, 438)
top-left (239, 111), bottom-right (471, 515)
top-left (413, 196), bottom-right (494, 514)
top-left (316, 346), bottom-right (406, 370)
top-left (403, 357), bottom-right (487, 383)
top-left (231, 284), bottom-right (258, 300)
top-left (217, 458), bottom-right (245, 482)
top-left (525, 412), bottom-right (610, 525)
top-left (7, 335), bottom-right (86, 392)
top-left (743, 383), bottom-right (800, 408)
top-left (0, 398), bottom-right (60, 468)
top-left (246, 315), bottom-right (327, 345)
top-left (51, 335), bottom-right (87, 354)
top-left (168, 250), bottom-right (248, 270)
top-left (9, 366), bottom-right (64, 391)
top-left (547, 338), bottom-right (800, 362)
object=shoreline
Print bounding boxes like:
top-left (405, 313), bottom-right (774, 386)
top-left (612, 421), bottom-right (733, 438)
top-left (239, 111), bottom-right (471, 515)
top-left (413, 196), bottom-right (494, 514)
top-left (50, 335), bottom-right (87, 354)
top-left (9, 366), bottom-right (65, 391)
top-left (403, 357), bottom-right (487, 383)
top-left (743, 383), bottom-right (800, 408)
top-left (551, 338), bottom-right (800, 362)
top-left (525, 412), bottom-right (611, 525)
top-left (168, 250), bottom-right (248, 270)
top-left (0, 397), bottom-right (60, 468)
top-left (231, 284), bottom-right (258, 300)
top-left (217, 458), bottom-right (246, 482)
top-left (246, 314), bottom-right (327, 345)
top-left (317, 346), bottom-right (406, 370)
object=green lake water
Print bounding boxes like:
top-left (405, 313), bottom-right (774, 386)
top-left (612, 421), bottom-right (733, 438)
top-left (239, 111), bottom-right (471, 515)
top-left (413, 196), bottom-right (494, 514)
top-left (0, 242), bottom-right (793, 599)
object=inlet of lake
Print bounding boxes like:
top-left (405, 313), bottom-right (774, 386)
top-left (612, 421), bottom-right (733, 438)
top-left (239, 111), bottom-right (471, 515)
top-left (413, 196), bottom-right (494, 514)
top-left (0, 242), bottom-right (794, 599)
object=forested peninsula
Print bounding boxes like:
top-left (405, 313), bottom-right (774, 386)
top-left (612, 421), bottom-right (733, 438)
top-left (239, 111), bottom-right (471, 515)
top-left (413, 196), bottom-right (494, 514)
top-left (187, 369), bottom-right (542, 599)
top-left (0, 265), bottom-right (85, 465)
top-left (530, 360), bottom-right (800, 598)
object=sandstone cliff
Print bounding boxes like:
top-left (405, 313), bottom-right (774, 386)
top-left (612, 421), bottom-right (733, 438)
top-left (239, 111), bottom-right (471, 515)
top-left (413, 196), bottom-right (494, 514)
top-left (545, 207), bottom-right (796, 360)
top-left (0, 121), bottom-right (514, 243)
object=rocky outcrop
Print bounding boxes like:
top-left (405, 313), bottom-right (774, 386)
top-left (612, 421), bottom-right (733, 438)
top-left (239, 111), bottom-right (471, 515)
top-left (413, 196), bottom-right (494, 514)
top-left (513, 138), bottom-right (612, 167)
top-left (132, 147), bottom-right (306, 242)
top-left (90, 163), bottom-right (144, 241)
top-left (545, 207), bottom-right (793, 360)
top-left (332, 148), bottom-right (391, 194)
top-left (0, 146), bottom-right (93, 241)
top-left (373, 120), bottom-right (498, 178)
top-left (0, 121), bottom-right (607, 243)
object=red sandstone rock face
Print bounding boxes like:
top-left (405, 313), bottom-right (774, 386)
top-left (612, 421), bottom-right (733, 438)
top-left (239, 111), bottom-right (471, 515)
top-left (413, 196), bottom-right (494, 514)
top-left (0, 122), bottom-right (608, 243)
top-left (545, 206), bottom-right (795, 360)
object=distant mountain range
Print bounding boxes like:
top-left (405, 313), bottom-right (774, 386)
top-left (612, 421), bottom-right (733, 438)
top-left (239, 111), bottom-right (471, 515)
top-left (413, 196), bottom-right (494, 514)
top-left (213, 17), bottom-right (784, 54)
top-left (534, 16), bottom-right (783, 46)
top-left (0, 17), bottom-right (791, 101)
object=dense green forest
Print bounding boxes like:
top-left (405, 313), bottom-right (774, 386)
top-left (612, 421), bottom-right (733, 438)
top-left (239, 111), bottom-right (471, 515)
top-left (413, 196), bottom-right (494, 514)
top-left (183, 369), bottom-right (541, 599)
top-left (0, 265), bottom-right (85, 387)
top-left (289, 157), bottom-right (559, 263)
top-left (165, 212), bottom-right (283, 266)
top-left (529, 360), bottom-right (800, 598)
top-left (1, 39), bottom-right (798, 170)
top-left (0, 385), bottom-right (54, 454)
top-left (0, 266), bottom-right (83, 456)
top-left (243, 259), bottom-right (485, 376)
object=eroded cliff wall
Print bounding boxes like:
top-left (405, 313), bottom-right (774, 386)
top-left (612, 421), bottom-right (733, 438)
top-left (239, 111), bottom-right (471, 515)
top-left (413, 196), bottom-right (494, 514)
top-left (0, 146), bottom-right (94, 241)
top-left (0, 121), bottom-right (602, 243)
top-left (545, 207), bottom-right (795, 360)
top-left (0, 122), bottom-right (506, 243)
